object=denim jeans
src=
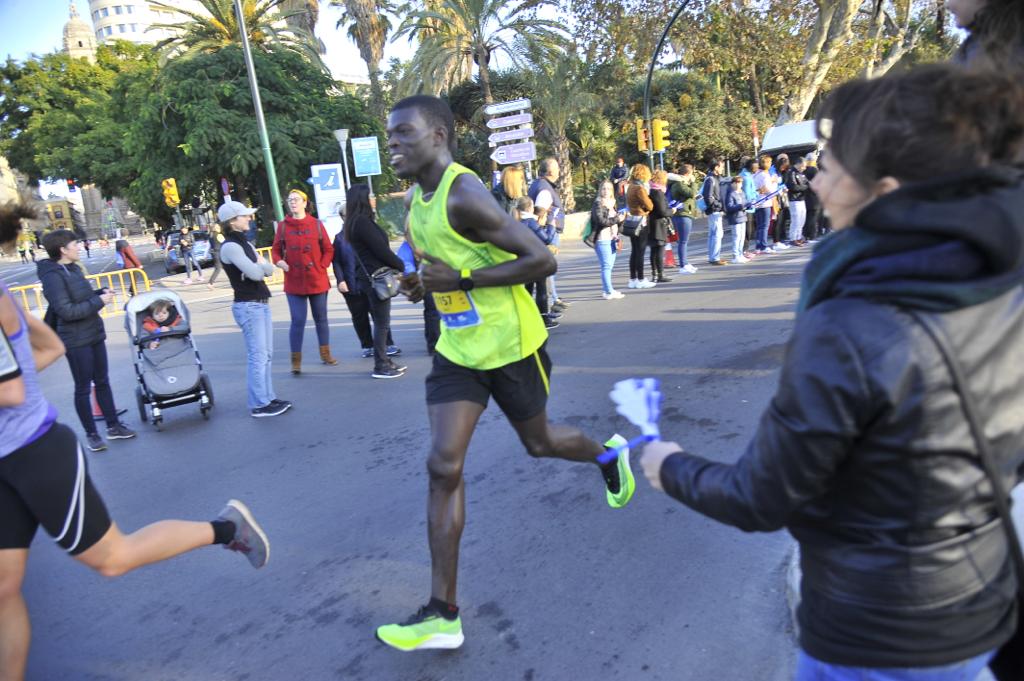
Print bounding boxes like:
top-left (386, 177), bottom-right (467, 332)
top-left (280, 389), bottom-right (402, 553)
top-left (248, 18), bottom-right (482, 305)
top-left (707, 212), bottom-right (724, 262)
top-left (548, 231), bottom-right (561, 300)
top-left (232, 301), bottom-right (275, 410)
top-left (286, 292), bottom-right (329, 352)
top-left (182, 251), bottom-right (202, 279)
top-left (755, 207), bottom-right (772, 251)
top-left (672, 216), bottom-right (693, 266)
top-left (595, 239), bottom-right (616, 293)
top-left (789, 200), bottom-right (807, 243)
top-left (729, 220), bottom-right (746, 259)
top-left (795, 650), bottom-right (995, 681)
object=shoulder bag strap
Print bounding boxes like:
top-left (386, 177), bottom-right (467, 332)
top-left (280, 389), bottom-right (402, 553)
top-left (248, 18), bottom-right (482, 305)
top-left (908, 309), bottom-right (1024, 585)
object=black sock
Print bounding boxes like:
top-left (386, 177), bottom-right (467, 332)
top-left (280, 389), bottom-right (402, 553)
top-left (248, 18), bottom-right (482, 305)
top-left (210, 520), bottom-right (236, 545)
top-left (600, 460), bottom-right (621, 494)
top-left (429, 597), bottom-right (459, 621)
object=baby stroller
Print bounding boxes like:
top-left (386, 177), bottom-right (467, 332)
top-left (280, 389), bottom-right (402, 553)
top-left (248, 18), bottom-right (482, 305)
top-left (124, 291), bottom-right (213, 429)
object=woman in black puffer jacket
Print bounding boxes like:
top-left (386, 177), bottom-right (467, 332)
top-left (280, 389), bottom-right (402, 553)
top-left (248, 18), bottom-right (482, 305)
top-left (647, 169), bottom-right (674, 283)
top-left (638, 65), bottom-right (1024, 681)
top-left (38, 229), bottom-right (135, 451)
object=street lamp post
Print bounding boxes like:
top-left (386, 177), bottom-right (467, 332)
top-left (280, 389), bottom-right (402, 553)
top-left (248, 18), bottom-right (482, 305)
top-left (233, 0), bottom-right (284, 222)
top-left (333, 129), bottom-right (352, 191)
top-left (643, 0), bottom-right (694, 171)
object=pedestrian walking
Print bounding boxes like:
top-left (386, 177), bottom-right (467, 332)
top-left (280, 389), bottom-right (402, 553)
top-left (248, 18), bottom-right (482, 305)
top-left (343, 184), bottom-right (407, 380)
top-left (73, 226), bottom-right (91, 259)
top-left (37, 230), bottom-right (136, 452)
top-left (376, 95), bottom-right (633, 651)
top-left (0, 207), bottom-right (271, 681)
top-left (491, 166), bottom-right (526, 216)
top-left (206, 224), bottom-right (225, 288)
top-left (647, 170), bottom-right (674, 282)
top-left (217, 201), bottom-right (291, 418)
top-left (701, 158), bottom-right (727, 266)
top-left (669, 164), bottom-right (699, 275)
top-left (176, 226), bottom-right (203, 284)
top-left (591, 180), bottom-right (625, 299)
top-left (332, 225), bottom-right (399, 359)
top-left (723, 175), bottom-right (750, 263)
top-left (272, 189), bottom-right (337, 374)
top-left (639, 64), bottom-right (1024, 681)
top-left (16, 230), bottom-right (34, 263)
top-left (784, 156), bottom-right (810, 246)
top-left (625, 163), bottom-right (655, 288)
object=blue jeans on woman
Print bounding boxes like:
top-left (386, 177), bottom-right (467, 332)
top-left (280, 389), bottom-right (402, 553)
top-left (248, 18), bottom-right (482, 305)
top-left (286, 292), bottom-right (329, 353)
top-left (232, 301), bottom-right (276, 410)
top-left (755, 206), bottom-right (772, 251)
top-left (672, 216), bottom-right (693, 266)
top-left (595, 239), bottom-right (616, 294)
top-left (795, 649), bottom-right (995, 681)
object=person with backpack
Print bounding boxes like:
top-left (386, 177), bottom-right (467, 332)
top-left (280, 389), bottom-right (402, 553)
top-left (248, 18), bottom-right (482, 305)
top-left (701, 158), bottom-right (727, 266)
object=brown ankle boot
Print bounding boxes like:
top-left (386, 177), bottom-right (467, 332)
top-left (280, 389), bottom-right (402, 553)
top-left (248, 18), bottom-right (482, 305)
top-left (319, 345), bottom-right (338, 365)
top-left (290, 352), bottom-right (302, 374)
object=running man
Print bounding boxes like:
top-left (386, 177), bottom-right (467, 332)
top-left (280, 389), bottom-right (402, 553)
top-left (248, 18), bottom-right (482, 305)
top-left (375, 95), bottom-right (635, 651)
top-left (0, 204), bottom-right (269, 681)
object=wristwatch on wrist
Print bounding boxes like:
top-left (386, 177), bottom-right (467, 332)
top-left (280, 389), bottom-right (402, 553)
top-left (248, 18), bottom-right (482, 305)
top-left (458, 268), bottom-right (475, 291)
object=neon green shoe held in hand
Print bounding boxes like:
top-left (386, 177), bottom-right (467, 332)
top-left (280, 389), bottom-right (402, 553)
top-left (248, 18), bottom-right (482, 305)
top-left (604, 434), bottom-right (635, 508)
top-left (376, 606), bottom-right (464, 651)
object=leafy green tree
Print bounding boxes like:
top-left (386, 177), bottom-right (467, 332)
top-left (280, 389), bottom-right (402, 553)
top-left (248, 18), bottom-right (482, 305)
top-left (331, 0), bottom-right (394, 117)
top-left (569, 113), bottom-right (615, 188)
top-left (150, 0), bottom-right (324, 69)
top-left (394, 0), bottom-right (565, 103)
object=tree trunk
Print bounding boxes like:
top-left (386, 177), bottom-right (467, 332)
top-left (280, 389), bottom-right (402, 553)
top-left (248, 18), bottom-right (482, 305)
top-left (367, 63), bottom-right (385, 119)
top-left (775, 0), bottom-right (858, 125)
top-left (477, 50), bottom-right (494, 105)
top-left (749, 63), bottom-right (763, 116)
top-left (554, 137), bottom-right (574, 213)
top-left (936, 0), bottom-right (946, 41)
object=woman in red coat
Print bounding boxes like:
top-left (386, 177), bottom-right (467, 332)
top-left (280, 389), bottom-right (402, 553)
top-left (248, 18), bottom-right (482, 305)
top-left (272, 189), bottom-right (337, 374)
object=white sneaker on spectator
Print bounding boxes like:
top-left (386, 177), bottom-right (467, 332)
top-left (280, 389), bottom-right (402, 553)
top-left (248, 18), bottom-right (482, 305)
top-left (679, 264), bottom-right (698, 274)
top-left (602, 291), bottom-right (626, 300)
top-left (639, 279), bottom-right (656, 288)
top-left (628, 279), bottom-right (638, 289)
top-left (775, 242), bottom-right (791, 250)
top-left (733, 255), bottom-right (750, 264)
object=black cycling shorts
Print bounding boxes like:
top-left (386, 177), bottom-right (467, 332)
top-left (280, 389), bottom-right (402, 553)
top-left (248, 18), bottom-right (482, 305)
top-left (0, 422), bottom-right (112, 555)
top-left (426, 343), bottom-right (552, 422)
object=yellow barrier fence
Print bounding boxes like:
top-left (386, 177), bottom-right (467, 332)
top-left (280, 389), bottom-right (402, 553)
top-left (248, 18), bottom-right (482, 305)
top-left (256, 246), bottom-right (284, 285)
top-left (10, 267), bottom-right (152, 318)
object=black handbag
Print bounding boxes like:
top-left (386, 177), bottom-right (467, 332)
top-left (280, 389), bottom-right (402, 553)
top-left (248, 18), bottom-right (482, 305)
top-left (620, 214), bottom-right (646, 238)
top-left (910, 310), bottom-right (1024, 679)
top-left (353, 249), bottom-right (400, 301)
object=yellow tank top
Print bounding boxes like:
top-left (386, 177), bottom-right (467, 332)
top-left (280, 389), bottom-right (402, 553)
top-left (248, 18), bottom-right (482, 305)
top-left (408, 163), bottom-right (547, 370)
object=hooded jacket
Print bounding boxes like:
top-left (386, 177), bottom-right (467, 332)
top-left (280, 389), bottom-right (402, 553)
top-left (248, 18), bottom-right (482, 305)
top-left (659, 166), bottom-right (1024, 668)
top-left (37, 259), bottom-right (106, 349)
top-left (271, 214), bottom-right (334, 296)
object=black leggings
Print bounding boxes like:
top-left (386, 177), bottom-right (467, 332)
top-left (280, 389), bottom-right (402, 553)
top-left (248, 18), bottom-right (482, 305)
top-left (65, 340), bottom-right (118, 434)
top-left (649, 242), bottom-right (665, 277)
top-left (342, 291), bottom-right (393, 349)
top-left (362, 289), bottom-right (393, 371)
top-left (525, 279), bottom-right (549, 316)
top-left (629, 234), bottom-right (647, 280)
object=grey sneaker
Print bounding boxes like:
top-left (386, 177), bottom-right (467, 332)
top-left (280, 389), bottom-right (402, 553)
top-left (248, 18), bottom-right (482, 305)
top-left (86, 432), bottom-right (107, 452)
top-left (386, 345), bottom-right (402, 356)
top-left (269, 399), bottom-right (292, 413)
top-left (251, 402), bottom-right (289, 418)
top-left (106, 423), bottom-right (137, 440)
top-left (361, 348), bottom-right (373, 359)
top-left (216, 499), bottom-right (270, 569)
top-left (372, 367), bottom-right (404, 379)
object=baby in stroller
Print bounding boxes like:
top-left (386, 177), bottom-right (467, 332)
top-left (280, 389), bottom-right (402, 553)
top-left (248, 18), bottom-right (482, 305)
top-left (142, 298), bottom-right (184, 350)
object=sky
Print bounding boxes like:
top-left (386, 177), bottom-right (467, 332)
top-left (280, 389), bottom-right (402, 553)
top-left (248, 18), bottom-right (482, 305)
top-left (0, 0), bottom-right (414, 82)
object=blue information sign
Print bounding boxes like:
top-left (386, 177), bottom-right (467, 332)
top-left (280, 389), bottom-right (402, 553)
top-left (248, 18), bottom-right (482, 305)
top-left (351, 136), bottom-right (382, 177)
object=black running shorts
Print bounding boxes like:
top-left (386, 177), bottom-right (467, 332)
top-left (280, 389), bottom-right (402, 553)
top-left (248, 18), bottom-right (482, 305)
top-left (426, 343), bottom-right (552, 422)
top-left (0, 422), bottom-right (112, 555)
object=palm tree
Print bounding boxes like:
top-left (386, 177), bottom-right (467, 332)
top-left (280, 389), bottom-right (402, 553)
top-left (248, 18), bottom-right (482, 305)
top-left (393, 0), bottom-right (566, 103)
top-left (149, 0), bottom-right (325, 69)
top-left (331, 0), bottom-right (394, 117)
top-left (527, 56), bottom-right (598, 212)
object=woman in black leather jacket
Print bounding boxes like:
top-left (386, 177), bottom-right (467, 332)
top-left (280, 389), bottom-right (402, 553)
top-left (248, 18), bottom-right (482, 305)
top-left (639, 64), bottom-right (1024, 679)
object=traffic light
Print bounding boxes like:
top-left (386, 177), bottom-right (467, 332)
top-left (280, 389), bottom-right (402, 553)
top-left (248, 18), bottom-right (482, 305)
top-left (161, 178), bottom-right (180, 207)
top-left (635, 118), bottom-right (649, 152)
top-left (66, 178), bottom-right (77, 193)
top-left (652, 119), bottom-right (671, 151)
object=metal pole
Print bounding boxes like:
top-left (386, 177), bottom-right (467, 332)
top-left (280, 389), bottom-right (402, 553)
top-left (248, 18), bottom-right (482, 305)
top-left (234, 0), bottom-right (284, 222)
top-left (367, 176), bottom-right (374, 197)
top-left (340, 148), bottom-right (351, 190)
top-left (643, 0), bottom-right (693, 172)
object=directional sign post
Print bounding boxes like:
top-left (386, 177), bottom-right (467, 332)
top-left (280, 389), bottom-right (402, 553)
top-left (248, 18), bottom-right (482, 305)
top-left (488, 127), bottom-right (535, 146)
top-left (308, 163), bottom-right (346, 240)
top-left (350, 136), bottom-right (382, 194)
top-left (483, 98), bottom-right (531, 116)
top-left (486, 113), bottom-right (533, 130)
top-left (490, 142), bottom-right (537, 165)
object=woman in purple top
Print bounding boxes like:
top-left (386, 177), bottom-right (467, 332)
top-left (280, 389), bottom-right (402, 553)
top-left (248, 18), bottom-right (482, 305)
top-left (0, 203), bottom-right (271, 681)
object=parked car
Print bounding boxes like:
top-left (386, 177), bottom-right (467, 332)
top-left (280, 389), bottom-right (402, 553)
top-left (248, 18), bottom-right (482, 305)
top-left (163, 230), bottom-right (213, 274)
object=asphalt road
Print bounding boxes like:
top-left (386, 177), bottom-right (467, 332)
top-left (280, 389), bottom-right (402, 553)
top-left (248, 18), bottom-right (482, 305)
top-left (22, 228), bottom-right (809, 681)
top-left (0, 238), bottom-right (165, 289)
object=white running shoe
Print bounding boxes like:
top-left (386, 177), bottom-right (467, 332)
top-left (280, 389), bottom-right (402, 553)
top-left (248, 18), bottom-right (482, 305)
top-left (609, 290), bottom-right (625, 299)
top-left (679, 264), bottom-right (698, 274)
top-left (639, 279), bottom-right (656, 289)
top-left (775, 242), bottom-right (791, 250)
top-left (733, 255), bottom-right (750, 264)
top-left (628, 279), bottom-right (638, 289)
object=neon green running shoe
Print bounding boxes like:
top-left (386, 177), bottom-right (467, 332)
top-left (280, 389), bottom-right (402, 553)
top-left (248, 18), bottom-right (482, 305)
top-left (603, 433), bottom-right (635, 509)
top-left (376, 605), bottom-right (464, 651)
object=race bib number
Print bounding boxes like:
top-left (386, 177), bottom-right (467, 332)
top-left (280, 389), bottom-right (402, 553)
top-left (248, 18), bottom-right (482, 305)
top-left (433, 291), bottom-right (482, 329)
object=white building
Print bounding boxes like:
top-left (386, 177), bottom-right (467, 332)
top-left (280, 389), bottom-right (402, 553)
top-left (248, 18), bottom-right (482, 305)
top-left (87, 1), bottom-right (208, 45)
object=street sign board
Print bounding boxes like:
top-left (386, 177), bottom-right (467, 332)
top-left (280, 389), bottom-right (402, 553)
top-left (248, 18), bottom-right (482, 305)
top-left (488, 127), bottom-right (534, 145)
top-left (309, 163), bottom-right (346, 239)
top-left (486, 113), bottom-right (533, 130)
top-left (490, 142), bottom-right (537, 165)
top-left (483, 98), bottom-right (531, 116)
top-left (350, 136), bottom-right (382, 177)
